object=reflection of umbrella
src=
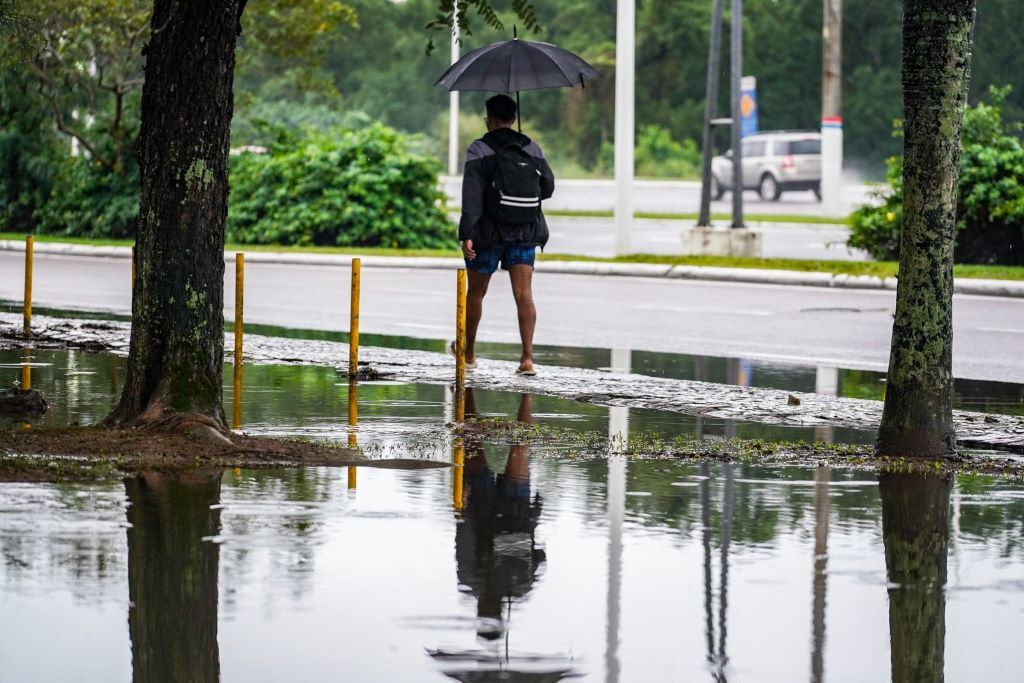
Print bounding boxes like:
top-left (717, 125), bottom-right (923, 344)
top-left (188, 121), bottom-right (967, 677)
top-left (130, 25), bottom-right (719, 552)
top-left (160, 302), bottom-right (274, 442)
top-left (435, 32), bottom-right (599, 131)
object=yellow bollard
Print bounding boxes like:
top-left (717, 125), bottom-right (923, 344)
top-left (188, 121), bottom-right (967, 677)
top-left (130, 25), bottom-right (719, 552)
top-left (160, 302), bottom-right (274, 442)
top-left (452, 437), bottom-right (464, 511)
top-left (20, 347), bottom-right (30, 391)
top-left (347, 382), bottom-right (358, 488)
top-left (234, 253), bottom-right (244, 365)
top-left (232, 253), bottom-right (244, 430)
top-left (454, 268), bottom-right (467, 418)
top-left (348, 258), bottom-right (361, 377)
top-left (23, 235), bottom-right (33, 337)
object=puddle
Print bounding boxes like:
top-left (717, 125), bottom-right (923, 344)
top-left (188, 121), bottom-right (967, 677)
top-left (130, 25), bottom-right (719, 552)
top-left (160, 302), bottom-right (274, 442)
top-left (1, 348), bottom-right (876, 445)
top-left (6, 304), bottom-right (1023, 417)
top-left (0, 459), bottom-right (1022, 680)
top-left (2, 348), bottom-right (1024, 680)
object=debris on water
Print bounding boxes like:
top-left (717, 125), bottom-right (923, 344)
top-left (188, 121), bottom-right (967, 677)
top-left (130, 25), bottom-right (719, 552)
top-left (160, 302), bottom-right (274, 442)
top-left (788, 394), bottom-right (801, 406)
top-left (0, 385), bottom-right (48, 418)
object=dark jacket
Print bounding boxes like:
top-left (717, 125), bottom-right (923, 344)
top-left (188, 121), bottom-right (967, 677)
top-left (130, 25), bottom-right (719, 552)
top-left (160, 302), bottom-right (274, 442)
top-left (458, 128), bottom-right (555, 250)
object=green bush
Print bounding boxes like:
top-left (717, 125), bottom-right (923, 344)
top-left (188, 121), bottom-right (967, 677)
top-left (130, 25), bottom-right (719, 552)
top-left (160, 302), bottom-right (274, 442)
top-left (849, 87), bottom-right (1024, 265)
top-left (596, 125), bottom-right (702, 180)
top-left (35, 157), bottom-right (140, 239)
top-left (228, 122), bottom-right (454, 248)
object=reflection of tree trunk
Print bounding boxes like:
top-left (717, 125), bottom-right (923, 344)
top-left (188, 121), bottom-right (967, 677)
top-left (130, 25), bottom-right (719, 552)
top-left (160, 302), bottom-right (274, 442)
top-left (879, 472), bottom-right (951, 683)
top-left (126, 472), bottom-right (222, 683)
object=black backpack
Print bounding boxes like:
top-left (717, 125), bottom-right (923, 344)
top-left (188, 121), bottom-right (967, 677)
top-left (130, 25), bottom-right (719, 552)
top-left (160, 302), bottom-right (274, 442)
top-left (482, 140), bottom-right (543, 227)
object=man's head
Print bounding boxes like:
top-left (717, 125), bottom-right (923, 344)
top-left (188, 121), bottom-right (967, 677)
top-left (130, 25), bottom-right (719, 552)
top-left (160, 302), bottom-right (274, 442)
top-left (485, 94), bottom-right (517, 131)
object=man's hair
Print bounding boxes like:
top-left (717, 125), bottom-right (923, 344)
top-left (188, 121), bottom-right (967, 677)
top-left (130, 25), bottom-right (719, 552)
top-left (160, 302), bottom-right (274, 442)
top-left (485, 94), bottom-right (517, 123)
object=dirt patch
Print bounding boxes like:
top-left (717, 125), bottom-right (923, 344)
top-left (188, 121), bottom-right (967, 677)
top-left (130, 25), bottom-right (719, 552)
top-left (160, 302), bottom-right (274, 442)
top-left (0, 427), bottom-right (448, 482)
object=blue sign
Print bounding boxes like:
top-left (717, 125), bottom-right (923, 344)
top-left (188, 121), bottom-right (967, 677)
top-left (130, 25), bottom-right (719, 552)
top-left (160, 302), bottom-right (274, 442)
top-left (740, 76), bottom-right (758, 138)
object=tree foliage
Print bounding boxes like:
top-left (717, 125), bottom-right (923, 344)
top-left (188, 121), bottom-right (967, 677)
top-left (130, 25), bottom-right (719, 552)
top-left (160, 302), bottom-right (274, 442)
top-left (849, 88), bottom-right (1024, 265)
top-left (228, 123), bottom-right (453, 249)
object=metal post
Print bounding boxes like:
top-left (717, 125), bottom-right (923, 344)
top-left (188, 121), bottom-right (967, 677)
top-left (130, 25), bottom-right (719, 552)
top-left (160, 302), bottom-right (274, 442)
top-left (455, 268), bottom-right (467, 418)
top-left (613, 0), bottom-right (635, 255)
top-left (348, 258), bottom-right (361, 377)
top-left (698, 0), bottom-right (726, 227)
top-left (234, 254), bottom-right (244, 365)
top-left (821, 0), bottom-right (843, 215)
top-left (448, 17), bottom-right (460, 177)
top-left (233, 253), bottom-right (244, 431)
top-left (21, 348), bottom-right (30, 391)
top-left (730, 0), bottom-right (744, 228)
top-left (22, 235), bottom-right (33, 336)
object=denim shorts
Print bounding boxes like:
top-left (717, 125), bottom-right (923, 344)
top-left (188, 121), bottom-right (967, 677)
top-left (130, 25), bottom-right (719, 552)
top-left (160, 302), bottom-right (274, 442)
top-left (464, 244), bottom-right (536, 275)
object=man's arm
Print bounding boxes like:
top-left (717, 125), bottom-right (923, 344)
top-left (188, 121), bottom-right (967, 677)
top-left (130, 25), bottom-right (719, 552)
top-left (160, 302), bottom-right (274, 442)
top-left (459, 140), bottom-right (488, 245)
top-left (526, 141), bottom-right (555, 200)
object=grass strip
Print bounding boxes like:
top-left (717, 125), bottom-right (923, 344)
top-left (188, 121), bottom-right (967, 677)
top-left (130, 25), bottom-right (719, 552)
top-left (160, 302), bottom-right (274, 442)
top-left (3, 233), bottom-right (1021, 281)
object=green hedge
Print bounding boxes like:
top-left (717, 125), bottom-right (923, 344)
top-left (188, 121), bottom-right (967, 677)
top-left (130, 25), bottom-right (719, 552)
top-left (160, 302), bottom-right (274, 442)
top-left (228, 122), bottom-right (454, 249)
top-left (849, 87), bottom-right (1024, 265)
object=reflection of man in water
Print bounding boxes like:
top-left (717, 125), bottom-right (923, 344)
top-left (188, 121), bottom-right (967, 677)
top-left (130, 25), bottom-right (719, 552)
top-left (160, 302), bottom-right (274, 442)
top-left (456, 391), bottom-right (545, 640)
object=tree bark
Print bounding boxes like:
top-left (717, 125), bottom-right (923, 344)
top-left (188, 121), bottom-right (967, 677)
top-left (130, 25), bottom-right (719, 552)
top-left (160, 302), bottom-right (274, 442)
top-left (879, 471), bottom-right (951, 683)
top-left (104, 1), bottom-right (243, 432)
top-left (876, 0), bottom-right (976, 458)
top-left (126, 472), bottom-right (222, 682)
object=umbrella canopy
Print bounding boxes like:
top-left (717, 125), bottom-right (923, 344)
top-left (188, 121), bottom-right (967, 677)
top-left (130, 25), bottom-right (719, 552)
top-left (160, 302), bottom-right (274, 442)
top-left (435, 39), bottom-right (599, 93)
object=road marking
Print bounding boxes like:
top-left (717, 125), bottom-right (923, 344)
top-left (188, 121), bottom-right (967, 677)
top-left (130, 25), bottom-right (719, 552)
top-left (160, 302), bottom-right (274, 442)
top-left (635, 304), bottom-right (773, 316)
top-left (977, 327), bottom-right (1024, 335)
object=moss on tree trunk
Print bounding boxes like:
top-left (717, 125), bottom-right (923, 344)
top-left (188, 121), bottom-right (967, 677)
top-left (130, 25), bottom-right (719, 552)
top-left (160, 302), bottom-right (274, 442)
top-left (877, 0), bottom-right (977, 458)
top-left (879, 472), bottom-right (951, 683)
top-left (104, 1), bottom-right (243, 432)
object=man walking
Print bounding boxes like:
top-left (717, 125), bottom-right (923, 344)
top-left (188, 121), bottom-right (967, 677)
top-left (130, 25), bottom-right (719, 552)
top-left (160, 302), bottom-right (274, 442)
top-left (458, 94), bottom-right (555, 376)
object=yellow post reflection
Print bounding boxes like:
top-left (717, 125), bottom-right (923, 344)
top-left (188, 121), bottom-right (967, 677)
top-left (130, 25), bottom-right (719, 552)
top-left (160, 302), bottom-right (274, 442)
top-left (347, 381), bottom-right (358, 489)
top-left (452, 437), bottom-right (464, 511)
top-left (20, 347), bottom-right (31, 391)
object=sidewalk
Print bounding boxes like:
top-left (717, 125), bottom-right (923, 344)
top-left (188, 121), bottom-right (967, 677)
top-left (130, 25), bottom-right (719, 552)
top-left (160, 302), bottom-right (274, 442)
top-left (3, 239), bottom-right (1022, 298)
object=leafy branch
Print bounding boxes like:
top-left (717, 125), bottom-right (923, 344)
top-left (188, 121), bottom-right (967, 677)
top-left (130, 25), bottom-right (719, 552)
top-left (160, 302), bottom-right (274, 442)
top-left (425, 0), bottom-right (542, 54)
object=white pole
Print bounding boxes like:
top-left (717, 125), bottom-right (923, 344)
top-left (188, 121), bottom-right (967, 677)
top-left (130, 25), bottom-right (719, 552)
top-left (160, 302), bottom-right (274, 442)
top-left (448, 18), bottom-right (461, 178)
top-left (613, 0), bottom-right (635, 256)
top-left (821, 0), bottom-right (843, 216)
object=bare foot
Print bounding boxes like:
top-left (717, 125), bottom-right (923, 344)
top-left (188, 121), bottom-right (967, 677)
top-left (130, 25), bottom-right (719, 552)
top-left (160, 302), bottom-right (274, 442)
top-left (516, 359), bottom-right (536, 376)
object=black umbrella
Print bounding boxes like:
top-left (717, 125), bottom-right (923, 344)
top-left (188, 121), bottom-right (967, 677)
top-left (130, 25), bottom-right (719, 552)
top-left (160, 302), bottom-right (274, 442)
top-left (435, 33), bottom-right (599, 131)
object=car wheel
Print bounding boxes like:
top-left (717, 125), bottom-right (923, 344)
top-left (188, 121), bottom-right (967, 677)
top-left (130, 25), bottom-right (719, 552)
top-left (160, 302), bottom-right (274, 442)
top-left (710, 174), bottom-right (725, 200)
top-left (758, 174), bottom-right (781, 201)
top-left (812, 183), bottom-right (822, 201)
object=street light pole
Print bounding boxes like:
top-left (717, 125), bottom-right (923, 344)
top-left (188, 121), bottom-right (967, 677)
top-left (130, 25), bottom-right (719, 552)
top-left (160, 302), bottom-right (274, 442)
top-left (730, 0), bottom-right (744, 228)
top-left (698, 0), bottom-right (725, 227)
top-left (821, 0), bottom-right (843, 215)
top-left (448, 17), bottom-right (460, 178)
top-left (614, 0), bottom-right (635, 256)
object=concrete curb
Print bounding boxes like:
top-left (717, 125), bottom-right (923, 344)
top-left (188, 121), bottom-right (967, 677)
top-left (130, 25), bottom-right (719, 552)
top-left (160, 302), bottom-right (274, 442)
top-left (3, 239), bottom-right (1023, 298)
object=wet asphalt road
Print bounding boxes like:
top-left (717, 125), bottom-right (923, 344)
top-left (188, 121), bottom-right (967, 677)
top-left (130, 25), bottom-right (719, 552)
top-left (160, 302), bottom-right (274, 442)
top-left (2, 252), bottom-right (1022, 383)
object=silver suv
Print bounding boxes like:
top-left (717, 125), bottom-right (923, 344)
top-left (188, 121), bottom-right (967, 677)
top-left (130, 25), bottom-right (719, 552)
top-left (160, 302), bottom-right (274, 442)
top-left (710, 131), bottom-right (822, 201)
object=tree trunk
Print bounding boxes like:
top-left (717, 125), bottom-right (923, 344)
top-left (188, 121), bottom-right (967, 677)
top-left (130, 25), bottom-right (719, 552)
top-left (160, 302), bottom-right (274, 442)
top-left (876, 0), bottom-right (976, 458)
top-left (104, 1), bottom-right (242, 433)
top-left (126, 472), bottom-right (222, 682)
top-left (879, 472), bottom-right (951, 683)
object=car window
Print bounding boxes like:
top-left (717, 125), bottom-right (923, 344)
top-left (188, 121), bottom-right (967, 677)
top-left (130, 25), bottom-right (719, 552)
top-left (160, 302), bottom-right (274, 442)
top-left (742, 140), bottom-right (766, 157)
top-left (778, 139), bottom-right (821, 155)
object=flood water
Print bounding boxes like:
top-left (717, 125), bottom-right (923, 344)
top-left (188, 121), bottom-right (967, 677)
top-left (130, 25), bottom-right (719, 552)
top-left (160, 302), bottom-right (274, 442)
top-left (2, 350), bottom-right (1024, 680)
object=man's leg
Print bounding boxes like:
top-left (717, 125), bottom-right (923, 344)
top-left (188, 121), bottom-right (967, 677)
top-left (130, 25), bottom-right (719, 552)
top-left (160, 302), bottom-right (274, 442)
top-left (508, 264), bottom-right (536, 373)
top-left (466, 270), bottom-right (491, 365)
